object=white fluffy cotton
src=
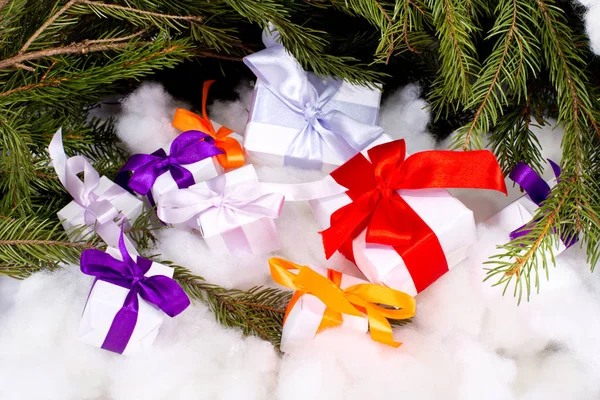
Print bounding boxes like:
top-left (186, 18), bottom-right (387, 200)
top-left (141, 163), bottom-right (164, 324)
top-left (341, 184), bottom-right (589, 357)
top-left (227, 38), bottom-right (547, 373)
top-left (576, 0), bottom-right (600, 55)
top-left (3, 80), bottom-right (600, 399)
top-left (380, 84), bottom-right (436, 153)
top-left (116, 82), bottom-right (186, 154)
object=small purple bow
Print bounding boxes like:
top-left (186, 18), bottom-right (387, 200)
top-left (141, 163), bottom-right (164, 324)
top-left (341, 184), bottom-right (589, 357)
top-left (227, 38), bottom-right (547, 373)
top-left (118, 130), bottom-right (223, 196)
top-left (80, 225), bottom-right (190, 354)
top-left (509, 160), bottom-right (577, 247)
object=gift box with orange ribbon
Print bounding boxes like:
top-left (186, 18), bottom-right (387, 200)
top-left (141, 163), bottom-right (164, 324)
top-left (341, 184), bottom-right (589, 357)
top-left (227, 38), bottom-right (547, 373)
top-left (269, 258), bottom-right (415, 353)
top-left (117, 81), bottom-right (244, 205)
top-left (310, 139), bottom-right (508, 296)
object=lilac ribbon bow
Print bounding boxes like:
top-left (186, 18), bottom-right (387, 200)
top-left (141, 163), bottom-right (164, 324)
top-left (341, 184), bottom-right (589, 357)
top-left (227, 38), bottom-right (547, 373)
top-left (49, 128), bottom-right (134, 248)
top-left (119, 130), bottom-right (223, 196)
top-left (80, 226), bottom-right (190, 354)
top-left (509, 160), bottom-right (577, 247)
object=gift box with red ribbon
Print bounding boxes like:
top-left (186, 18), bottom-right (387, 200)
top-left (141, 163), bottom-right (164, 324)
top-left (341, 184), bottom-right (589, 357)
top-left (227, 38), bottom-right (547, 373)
top-left (269, 258), bottom-right (415, 353)
top-left (310, 140), bottom-right (507, 296)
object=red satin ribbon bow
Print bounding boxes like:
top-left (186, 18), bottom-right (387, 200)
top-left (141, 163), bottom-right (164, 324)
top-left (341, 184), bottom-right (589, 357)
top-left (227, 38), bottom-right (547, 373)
top-left (321, 140), bottom-right (507, 290)
top-left (172, 80), bottom-right (245, 169)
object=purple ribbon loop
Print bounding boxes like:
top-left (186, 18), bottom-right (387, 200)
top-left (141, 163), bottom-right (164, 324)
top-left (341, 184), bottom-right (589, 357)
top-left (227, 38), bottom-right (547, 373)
top-left (80, 225), bottom-right (190, 354)
top-left (509, 160), bottom-right (577, 248)
top-left (119, 131), bottom-right (223, 196)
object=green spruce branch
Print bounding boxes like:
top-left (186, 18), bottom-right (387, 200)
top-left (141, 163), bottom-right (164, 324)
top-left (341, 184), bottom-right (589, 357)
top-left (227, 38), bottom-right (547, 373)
top-left (484, 0), bottom-right (600, 302)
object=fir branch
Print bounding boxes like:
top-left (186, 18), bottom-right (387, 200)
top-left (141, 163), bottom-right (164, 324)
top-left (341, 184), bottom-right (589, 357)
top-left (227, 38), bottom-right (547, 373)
top-left (0, 216), bottom-right (98, 278)
top-left (485, 0), bottom-right (600, 301)
top-left (428, 0), bottom-right (479, 113)
top-left (18, 0), bottom-right (78, 55)
top-left (171, 264), bottom-right (290, 348)
top-left (452, 0), bottom-right (541, 150)
top-left (77, 0), bottom-right (203, 23)
top-left (0, 41), bottom-right (141, 70)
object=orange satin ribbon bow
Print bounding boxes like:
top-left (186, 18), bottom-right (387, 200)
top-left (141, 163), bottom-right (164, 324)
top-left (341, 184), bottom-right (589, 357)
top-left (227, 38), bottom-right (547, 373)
top-left (269, 257), bottom-right (416, 348)
top-left (172, 80), bottom-right (245, 169)
top-left (321, 139), bottom-right (507, 259)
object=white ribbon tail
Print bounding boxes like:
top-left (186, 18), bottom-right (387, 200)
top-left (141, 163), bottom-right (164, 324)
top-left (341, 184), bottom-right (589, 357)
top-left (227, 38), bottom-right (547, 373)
top-left (259, 175), bottom-right (347, 202)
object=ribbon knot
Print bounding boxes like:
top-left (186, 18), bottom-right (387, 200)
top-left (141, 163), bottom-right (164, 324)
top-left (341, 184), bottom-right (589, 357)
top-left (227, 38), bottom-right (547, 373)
top-left (244, 44), bottom-right (385, 167)
top-left (156, 173), bottom-right (285, 234)
top-left (269, 257), bottom-right (416, 348)
top-left (118, 130), bottom-right (223, 196)
top-left (303, 104), bottom-right (322, 123)
top-left (321, 139), bottom-right (508, 260)
top-left (172, 81), bottom-right (245, 169)
top-left (210, 194), bottom-right (225, 209)
top-left (80, 225), bottom-right (190, 354)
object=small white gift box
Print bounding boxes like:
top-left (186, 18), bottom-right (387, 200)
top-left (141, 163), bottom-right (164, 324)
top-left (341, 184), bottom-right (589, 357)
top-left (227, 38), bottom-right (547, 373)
top-left (150, 155), bottom-right (221, 202)
top-left (157, 165), bottom-right (285, 255)
top-left (78, 247), bottom-right (175, 356)
top-left (119, 130), bottom-right (224, 204)
top-left (245, 79), bottom-right (390, 171)
top-left (243, 37), bottom-right (388, 171)
top-left (311, 189), bottom-right (476, 297)
top-left (58, 176), bottom-right (143, 244)
top-left (485, 177), bottom-right (568, 255)
top-left (280, 265), bottom-right (369, 353)
top-left (48, 128), bottom-right (143, 248)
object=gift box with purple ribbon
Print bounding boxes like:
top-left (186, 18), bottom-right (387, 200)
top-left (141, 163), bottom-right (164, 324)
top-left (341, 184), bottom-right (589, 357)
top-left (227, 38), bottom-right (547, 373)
top-left (242, 27), bottom-right (390, 171)
top-left (485, 160), bottom-right (577, 254)
top-left (48, 129), bottom-right (143, 248)
top-left (78, 227), bottom-right (190, 355)
top-left (117, 130), bottom-right (224, 204)
top-left (156, 165), bottom-right (285, 255)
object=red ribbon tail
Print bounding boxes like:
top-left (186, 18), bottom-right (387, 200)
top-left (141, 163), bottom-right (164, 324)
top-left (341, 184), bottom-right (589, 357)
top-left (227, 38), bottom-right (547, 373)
top-left (321, 197), bottom-right (375, 259)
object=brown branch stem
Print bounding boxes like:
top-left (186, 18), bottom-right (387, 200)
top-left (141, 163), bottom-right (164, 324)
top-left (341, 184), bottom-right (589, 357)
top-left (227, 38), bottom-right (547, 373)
top-left (0, 239), bottom-right (92, 249)
top-left (78, 0), bottom-right (203, 22)
top-left (0, 41), bottom-right (133, 70)
top-left (19, 0), bottom-right (78, 54)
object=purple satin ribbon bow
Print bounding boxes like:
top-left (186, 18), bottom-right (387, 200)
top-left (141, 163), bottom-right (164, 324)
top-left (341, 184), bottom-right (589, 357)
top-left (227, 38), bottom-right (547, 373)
top-left (119, 130), bottom-right (223, 196)
top-left (509, 160), bottom-right (577, 247)
top-left (80, 226), bottom-right (190, 354)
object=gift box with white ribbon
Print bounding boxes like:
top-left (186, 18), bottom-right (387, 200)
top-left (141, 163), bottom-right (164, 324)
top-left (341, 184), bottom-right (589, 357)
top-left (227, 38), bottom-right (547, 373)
top-left (243, 28), bottom-right (389, 171)
top-left (157, 165), bottom-right (285, 255)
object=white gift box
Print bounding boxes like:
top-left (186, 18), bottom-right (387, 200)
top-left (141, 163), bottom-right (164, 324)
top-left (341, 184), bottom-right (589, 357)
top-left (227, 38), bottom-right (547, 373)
top-left (281, 265), bottom-right (368, 353)
top-left (58, 176), bottom-right (143, 243)
top-left (181, 165), bottom-right (283, 254)
top-left (485, 178), bottom-right (568, 255)
top-left (78, 247), bottom-right (174, 355)
top-left (149, 145), bottom-right (222, 202)
top-left (310, 188), bottom-right (476, 297)
top-left (245, 79), bottom-right (390, 172)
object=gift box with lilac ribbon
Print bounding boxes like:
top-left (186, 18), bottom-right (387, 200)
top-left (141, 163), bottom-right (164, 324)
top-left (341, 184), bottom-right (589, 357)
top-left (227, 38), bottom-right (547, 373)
top-left (48, 129), bottom-right (143, 249)
top-left (242, 27), bottom-right (390, 171)
top-left (117, 130), bottom-right (224, 204)
top-left (485, 160), bottom-right (577, 254)
top-left (78, 226), bottom-right (190, 355)
top-left (156, 165), bottom-right (285, 255)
